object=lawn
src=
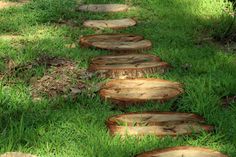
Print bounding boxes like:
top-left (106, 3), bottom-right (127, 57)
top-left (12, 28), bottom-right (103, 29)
top-left (0, 0), bottom-right (236, 156)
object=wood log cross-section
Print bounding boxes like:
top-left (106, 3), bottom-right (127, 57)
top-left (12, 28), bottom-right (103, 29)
top-left (106, 112), bottom-right (213, 137)
top-left (0, 152), bottom-right (37, 157)
top-left (79, 34), bottom-right (152, 53)
top-left (77, 4), bottom-right (129, 13)
top-left (83, 18), bottom-right (137, 29)
top-left (88, 54), bottom-right (170, 79)
top-left (99, 78), bottom-right (184, 106)
top-left (135, 146), bottom-right (228, 157)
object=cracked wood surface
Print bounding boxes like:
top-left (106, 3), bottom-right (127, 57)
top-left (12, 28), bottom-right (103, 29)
top-left (83, 18), bottom-right (136, 29)
top-left (107, 112), bottom-right (206, 126)
top-left (108, 123), bottom-right (212, 136)
top-left (107, 112), bottom-right (213, 137)
top-left (79, 34), bottom-right (152, 53)
top-left (77, 4), bottom-right (129, 12)
top-left (136, 146), bottom-right (228, 157)
top-left (88, 54), bottom-right (170, 79)
top-left (100, 79), bottom-right (184, 106)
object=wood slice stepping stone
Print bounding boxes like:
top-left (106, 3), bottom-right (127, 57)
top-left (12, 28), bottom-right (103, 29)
top-left (106, 112), bottom-right (213, 137)
top-left (0, 152), bottom-right (37, 157)
top-left (88, 54), bottom-right (170, 79)
top-left (77, 4), bottom-right (129, 13)
top-left (83, 18), bottom-right (136, 29)
top-left (99, 78), bottom-right (183, 106)
top-left (79, 34), bottom-right (152, 53)
top-left (135, 146), bottom-right (228, 157)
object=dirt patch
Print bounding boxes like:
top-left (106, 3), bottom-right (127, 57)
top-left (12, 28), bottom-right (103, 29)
top-left (214, 32), bottom-right (236, 52)
top-left (195, 34), bottom-right (236, 53)
top-left (0, 0), bottom-right (29, 9)
top-left (56, 19), bottom-right (79, 27)
top-left (1, 55), bottom-right (73, 78)
top-left (0, 55), bottom-right (94, 99)
top-left (30, 60), bottom-right (86, 99)
top-left (29, 56), bottom-right (93, 99)
top-left (221, 95), bottom-right (236, 107)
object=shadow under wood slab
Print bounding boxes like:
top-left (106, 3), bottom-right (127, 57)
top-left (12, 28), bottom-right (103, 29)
top-left (88, 54), bottom-right (170, 79)
top-left (106, 112), bottom-right (213, 137)
top-left (0, 152), bottom-right (37, 157)
top-left (99, 78), bottom-right (184, 106)
top-left (77, 4), bottom-right (129, 13)
top-left (83, 18), bottom-right (137, 29)
top-left (79, 34), bottom-right (152, 53)
top-left (135, 146), bottom-right (228, 157)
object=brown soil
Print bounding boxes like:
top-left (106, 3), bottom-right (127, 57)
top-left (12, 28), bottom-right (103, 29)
top-left (56, 19), bottom-right (79, 27)
top-left (0, 55), bottom-right (92, 99)
top-left (30, 56), bottom-right (89, 99)
top-left (221, 95), bottom-right (236, 107)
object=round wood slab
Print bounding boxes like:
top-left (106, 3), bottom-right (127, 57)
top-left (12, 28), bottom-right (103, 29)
top-left (0, 152), bottom-right (37, 157)
top-left (88, 54), bottom-right (170, 79)
top-left (79, 34), bottom-right (152, 53)
top-left (77, 4), bottom-right (129, 12)
top-left (99, 78), bottom-right (184, 106)
top-left (136, 146), bottom-right (228, 157)
top-left (83, 18), bottom-right (136, 29)
top-left (106, 112), bottom-right (213, 137)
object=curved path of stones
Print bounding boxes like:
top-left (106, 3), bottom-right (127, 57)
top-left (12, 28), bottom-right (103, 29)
top-left (0, 3), bottom-right (228, 157)
top-left (78, 3), bottom-right (228, 157)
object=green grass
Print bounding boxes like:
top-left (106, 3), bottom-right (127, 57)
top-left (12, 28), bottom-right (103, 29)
top-left (0, 0), bottom-right (236, 156)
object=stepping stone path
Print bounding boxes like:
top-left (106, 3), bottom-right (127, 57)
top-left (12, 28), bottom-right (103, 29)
top-left (0, 2), bottom-right (228, 157)
top-left (88, 54), bottom-right (169, 79)
top-left (0, 152), bottom-right (37, 157)
top-left (83, 18), bottom-right (137, 29)
top-left (72, 2), bottom-right (226, 157)
top-left (106, 112), bottom-right (213, 136)
top-left (136, 146), bottom-right (228, 157)
top-left (79, 34), bottom-right (152, 53)
top-left (100, 79), bottom-right (183, 106)
top-left (78, 4), bottom-right (129, 13)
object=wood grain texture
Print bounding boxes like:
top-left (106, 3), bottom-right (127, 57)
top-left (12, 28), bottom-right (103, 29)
top-left (100, 78), bottom-right (184, 106)
top-left (135, 146), bottom-right (228, 157)
top-left (77, 4), bottom-right (129, 12)
top-left (88, 54), bottom-right (170, 79)
top-left (79, 34), bottom-right (152, 53)
top-left (107, 112), bottom-right (206, 126)
top-left (83, 18), bottom-right (136, 29)
top-left (106, 112), bottom-right (213, 137)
